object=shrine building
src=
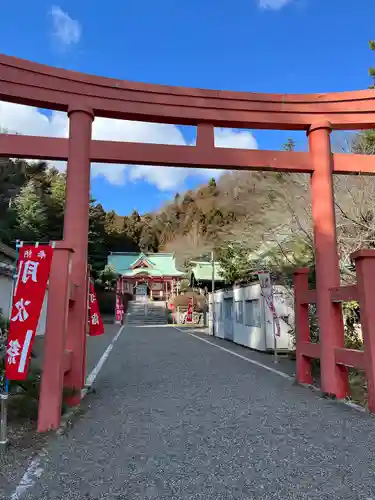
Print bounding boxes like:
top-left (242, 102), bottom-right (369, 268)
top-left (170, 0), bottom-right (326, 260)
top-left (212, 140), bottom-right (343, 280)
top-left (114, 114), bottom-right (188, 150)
top-left (189, 260), bottom-right (225, 294)
top-left (108, 252), bottom-right (185, 300)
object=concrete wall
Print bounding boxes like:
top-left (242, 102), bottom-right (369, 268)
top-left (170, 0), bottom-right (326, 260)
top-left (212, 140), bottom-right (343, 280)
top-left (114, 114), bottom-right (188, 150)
top-left (208, 283), bottom-right (294, 352)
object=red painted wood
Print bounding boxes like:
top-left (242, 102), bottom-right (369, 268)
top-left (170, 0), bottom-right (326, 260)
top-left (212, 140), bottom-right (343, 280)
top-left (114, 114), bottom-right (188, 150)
top-left (309, 123), bottom-right (348, 398)
top-left (63, 350), bottom-right (73, 373)
top-left (330, 285), bottom-right (358, 303)
top-left (300, 289), bottom-right (317, 305)
top-left (62, 108), bottom-right (93, 406)
top-left (1, 53), bottom-right (375, 129)
top-left (69, 283), bottom-right (78, 302)
top-left (335, 348), bottom-right (365, 370)
top-left (2, 134), bottom-right (375, 176)
top-left (293, 269), bottom-right (313, 385)
top-left (352, 251), bottom-right (375, 412)
top-left (196, 124), bottom-right (215, 149)
top-left (37, 247), bottom-right (73, 432)
top-left (300, 342), bottom-right (321, 360)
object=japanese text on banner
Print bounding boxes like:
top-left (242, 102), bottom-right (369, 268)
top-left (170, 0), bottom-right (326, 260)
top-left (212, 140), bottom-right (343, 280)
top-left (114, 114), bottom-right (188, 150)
top-left (115, 278), bottom-right (124, 325)
top-left (186, 298), bottom-right (193, 323)
top-left (6, 245), bottom-right (54, 380)
top-left (88, 281), bottom-right (104, 336)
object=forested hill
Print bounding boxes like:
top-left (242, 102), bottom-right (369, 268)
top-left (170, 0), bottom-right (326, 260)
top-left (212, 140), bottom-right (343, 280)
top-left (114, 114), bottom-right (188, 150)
top-left (0, 156), bottom-right (300, 273)
top-left (1, 126), bottom-right (375, 281)
top-left (115, 170), bottom-right (302, 269)
top-left (0, 158), bottom-right (137, 273)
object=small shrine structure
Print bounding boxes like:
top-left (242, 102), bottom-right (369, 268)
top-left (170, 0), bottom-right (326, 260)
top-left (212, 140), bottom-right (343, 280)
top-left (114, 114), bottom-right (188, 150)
top-left (189, 261), bottom-right (225, 294)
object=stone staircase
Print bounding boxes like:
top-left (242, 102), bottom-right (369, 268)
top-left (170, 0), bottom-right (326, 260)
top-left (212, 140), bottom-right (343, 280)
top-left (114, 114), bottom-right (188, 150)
top-left (126, 300), bottom-right (168, 326)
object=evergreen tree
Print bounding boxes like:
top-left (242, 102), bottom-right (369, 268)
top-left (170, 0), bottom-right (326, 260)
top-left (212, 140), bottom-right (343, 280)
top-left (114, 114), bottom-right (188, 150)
top-left (281, 138), bottom-right (296, 152)
top-left (123, 210), bottom-right (142, 245)
top-left (88, 201), bottom-right (107, 273)
top-left (45, 171), bottom-right (66, 240)
top-left (13, 180), bottom-right (48, 241)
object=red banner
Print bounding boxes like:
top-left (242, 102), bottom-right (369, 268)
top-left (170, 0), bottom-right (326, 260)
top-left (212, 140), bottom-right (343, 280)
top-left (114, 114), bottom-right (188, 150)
top-left (6, 244), bottom-right (54, 380)
top-left (115, 294), bottom-right (123, 324)
top-left (88, 281), bottom-right (104, 336)
top-left (186, 298), bottom-right (193, 323)
top-left (115, 278), bottom-right (123, 324)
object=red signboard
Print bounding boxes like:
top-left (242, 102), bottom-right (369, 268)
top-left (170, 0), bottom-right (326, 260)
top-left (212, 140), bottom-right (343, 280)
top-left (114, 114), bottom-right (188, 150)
top-left (88, 281), bottom-right (104, 336)
top-left (6, 244), bottom-right (54, 380)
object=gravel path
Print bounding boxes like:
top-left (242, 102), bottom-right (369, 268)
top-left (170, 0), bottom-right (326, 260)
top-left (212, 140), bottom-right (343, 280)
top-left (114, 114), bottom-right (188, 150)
top-left (0, 323), bottom-right (120, 499)
top-left (9, 325), bottom-right (375, 500)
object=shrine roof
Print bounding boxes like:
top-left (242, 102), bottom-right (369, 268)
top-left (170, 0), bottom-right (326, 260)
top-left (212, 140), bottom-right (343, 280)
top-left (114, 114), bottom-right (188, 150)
top-left (107, 252), bottom-right (185, 277)
top-left (189, 261), bottom-right (225, 282)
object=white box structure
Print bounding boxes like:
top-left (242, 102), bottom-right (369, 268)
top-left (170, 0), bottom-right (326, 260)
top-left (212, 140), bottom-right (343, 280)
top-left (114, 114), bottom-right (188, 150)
top-left (208, 281), bottom-right (294, 352)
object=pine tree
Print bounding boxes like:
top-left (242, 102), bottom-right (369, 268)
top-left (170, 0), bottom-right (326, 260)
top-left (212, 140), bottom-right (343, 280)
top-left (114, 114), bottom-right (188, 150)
top-left (13, 180), bottom-right (48, 241)
top-left (123, 210), bottom-right (142, 245)
top-left (45, 172), bottom-right (66, 240)
top-left (88, 201), bottom-right (107, 273)
top-left (281, 138), bottom-right (296, 152)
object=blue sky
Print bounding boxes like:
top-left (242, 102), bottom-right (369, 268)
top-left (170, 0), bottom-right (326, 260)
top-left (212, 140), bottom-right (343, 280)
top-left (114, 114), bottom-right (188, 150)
top-left (0, 0), bottom-right (375, 214)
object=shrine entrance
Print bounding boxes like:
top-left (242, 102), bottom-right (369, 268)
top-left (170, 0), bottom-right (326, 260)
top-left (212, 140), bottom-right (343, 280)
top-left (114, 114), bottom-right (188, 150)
top-left (1, 53), bottom-right (375, 431)
top-left (135, 282), bottom-right (149, 300)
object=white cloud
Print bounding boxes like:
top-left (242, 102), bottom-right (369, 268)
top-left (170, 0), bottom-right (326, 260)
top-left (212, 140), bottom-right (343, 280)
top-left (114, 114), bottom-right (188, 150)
top-left (258, 0), bottom-right (294, 9)
top-left (0, 101), bottom-right (258, 191)
top-left (50, 6), bottom-right (81, 48)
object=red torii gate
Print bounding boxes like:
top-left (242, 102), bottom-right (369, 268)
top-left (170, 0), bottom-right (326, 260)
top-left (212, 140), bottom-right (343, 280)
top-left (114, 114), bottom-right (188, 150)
top-left (1, 54), bottom-right (375, 430)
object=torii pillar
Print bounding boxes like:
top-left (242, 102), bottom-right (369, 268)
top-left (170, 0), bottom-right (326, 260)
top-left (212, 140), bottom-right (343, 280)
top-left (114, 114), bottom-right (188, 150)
top-left (63, 105), bottom-right (94, 403)
top-left (308, 121), bottom-right (348, 398)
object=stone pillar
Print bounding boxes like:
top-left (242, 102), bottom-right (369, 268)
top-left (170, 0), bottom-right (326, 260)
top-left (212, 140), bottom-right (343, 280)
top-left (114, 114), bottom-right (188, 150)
top-left (63, 105), bottom-right (94, 404)
top-left (308, 121), bottom-right (347, 398)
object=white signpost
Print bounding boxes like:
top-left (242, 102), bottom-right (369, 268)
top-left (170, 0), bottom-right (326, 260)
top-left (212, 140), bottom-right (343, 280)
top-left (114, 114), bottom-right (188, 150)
top-left (257, 271), bottom-right (280, 363)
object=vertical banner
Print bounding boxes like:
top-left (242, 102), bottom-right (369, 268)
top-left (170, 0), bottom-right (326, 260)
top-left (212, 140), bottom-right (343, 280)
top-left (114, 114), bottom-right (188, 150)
top-left (115, 278), bottom-right (123, 325)
top-left (88, 281), bottom-right (104, 336)
top-left (186, 297), bottom-right (193, 323)
top-left (115, 295), bottom-right (123, 324)
top-left (257, 271), bottom-right (281, 337)
top-left (6, 245), bottom-right (54, 380)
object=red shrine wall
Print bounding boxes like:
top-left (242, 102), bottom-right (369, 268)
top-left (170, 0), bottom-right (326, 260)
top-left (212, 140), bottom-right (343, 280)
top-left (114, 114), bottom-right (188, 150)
top-left (118, 276), bottom-right (182, 300)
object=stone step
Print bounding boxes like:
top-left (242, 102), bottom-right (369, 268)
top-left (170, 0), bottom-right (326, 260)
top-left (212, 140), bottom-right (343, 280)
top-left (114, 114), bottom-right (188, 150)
top-left (127, 321), bottom-right (167, 325)
top-left (127, 301), bottom-right (168, 326)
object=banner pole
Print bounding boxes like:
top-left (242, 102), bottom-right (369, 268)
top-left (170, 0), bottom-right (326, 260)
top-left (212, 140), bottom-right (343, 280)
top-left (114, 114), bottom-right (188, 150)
top-left (273, 317), bottom-right (278, 364)
top-left (270, 274), bottom-right (278, 365)
top-left (0, 240), bottom-right (21, 453)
